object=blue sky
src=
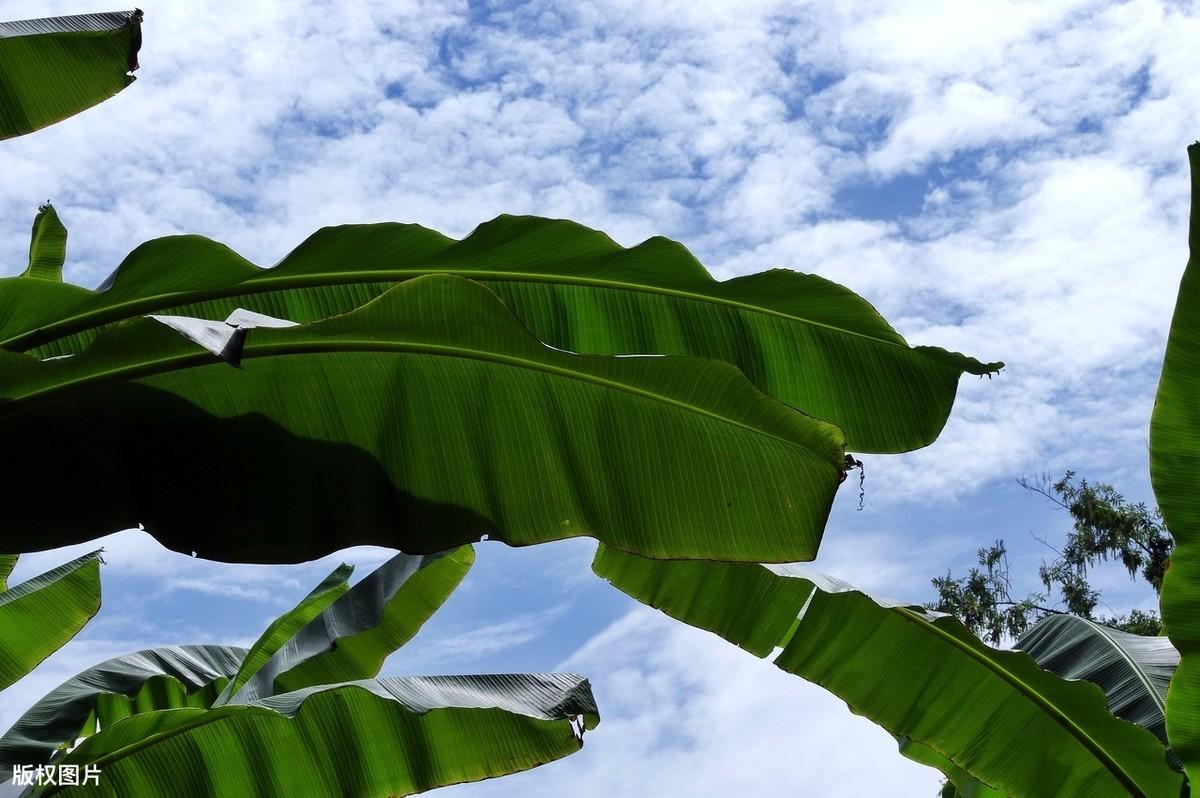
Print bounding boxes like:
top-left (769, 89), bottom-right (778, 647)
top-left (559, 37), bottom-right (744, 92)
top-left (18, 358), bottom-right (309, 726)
top-left (3, 0), bottom-right (1200, 795)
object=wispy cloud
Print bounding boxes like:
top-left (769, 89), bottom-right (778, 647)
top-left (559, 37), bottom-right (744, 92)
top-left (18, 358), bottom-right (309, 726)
top-left (394, 605), bottom-right (571, 669)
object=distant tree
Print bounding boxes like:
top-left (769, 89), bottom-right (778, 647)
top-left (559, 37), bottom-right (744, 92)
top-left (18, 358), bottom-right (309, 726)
top-left (928, 472), bottom-right (1173, 643)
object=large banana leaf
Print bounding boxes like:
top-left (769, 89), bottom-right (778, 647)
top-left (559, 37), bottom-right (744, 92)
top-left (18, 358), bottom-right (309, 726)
top-left (0, 274), bottom-right (846, 563)
top-left (0, 214), bottom-right (1001, 453)
top-left (1152, 141), bottom-right (1200, 785)
top-left (0, 551), bottom-right (102, 692)
top-left (0, 644), bottom-right (247, 779)
top-left (220, 547), bottom-right (474, 702)
top-left (593, 546), bottom-right (1183, 797)
top-left (0, 11), bottom-right (141, 140)
top-left (37, 674), bottom-right (597, 798)
top-left (1016, 614), bottom-right (1178, 743)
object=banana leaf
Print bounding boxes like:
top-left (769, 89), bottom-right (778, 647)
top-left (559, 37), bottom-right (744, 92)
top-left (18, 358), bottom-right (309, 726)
top-left (0, 644), bottom-right (247, 780)
top-left (0, 11), bottom-right (141, 140)
top-left (220, 547), bottom-right (474, 702)
top-left (36, 674), bottom-right (597, 798)
top-left (1152, 141), bottom-right (1200, 785)
top-left (0, 214), bottom-right (1000, 453)
top-left (0, 551), bottom-right (102, 692)
top-left (0, 274), bottom-right (847, 564)
top-left (592, 546), bottom-right (1183, 798)
top-left (1016, 614), bottom-right (1178, 744)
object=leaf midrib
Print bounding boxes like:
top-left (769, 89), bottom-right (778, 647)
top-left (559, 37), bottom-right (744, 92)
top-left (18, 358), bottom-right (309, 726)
top-left (4, 338), bottom-right (835, 466)
top-left (1, 269), bottom-right (911, 355)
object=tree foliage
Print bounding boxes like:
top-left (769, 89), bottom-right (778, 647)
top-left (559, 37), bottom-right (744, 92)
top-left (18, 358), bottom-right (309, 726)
top-left (928, 472), bottom-right (1172, 642)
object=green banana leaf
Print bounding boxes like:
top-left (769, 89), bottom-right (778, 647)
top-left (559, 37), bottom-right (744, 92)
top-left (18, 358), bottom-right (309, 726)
top-left (0, 644), bottom-right (247, 779)
top-left (220, 547), bottom-right (474, 702)
top-left (0, 214), bottom-right (1000, 453)
top-left (1152, 141), bottom-right (1200, 785)
top-left (0, 274), bottom-right (847, 564)
top-left (0, 551), bottom-right (102, 692)
top-left (38, 674), bottom-right (597, 798)
top-left (1016, 614), bottom-right (1178, 743)
top-left (592, 546), bottom-right (1183, 798)
top-left (0, 11), bottom-right (142, 140)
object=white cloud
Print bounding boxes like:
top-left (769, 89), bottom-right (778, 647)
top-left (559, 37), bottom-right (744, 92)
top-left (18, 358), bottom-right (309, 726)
top-left (393, 605), bottom-right (570, 669)
top-left (438, 608), bottom-right (941, 797)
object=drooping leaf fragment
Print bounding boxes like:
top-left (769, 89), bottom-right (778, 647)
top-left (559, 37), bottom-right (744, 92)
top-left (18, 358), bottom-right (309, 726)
top-left (0, 10), bottom-right (142, 140)
top-left (0, 550), bottom-right (102, 692)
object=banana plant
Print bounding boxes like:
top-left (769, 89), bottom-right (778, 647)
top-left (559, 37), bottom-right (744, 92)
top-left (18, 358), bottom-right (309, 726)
top-left (0, 552), bottom-right (102, 692)
top-left (1152, 141), bottom-right (1200, 785)
top-left (0, 546), bottom-right (601, 797)
top-left (592, 546), bottom-right (1184, 798)
top-left (0, 10), bottom-right (142, 140)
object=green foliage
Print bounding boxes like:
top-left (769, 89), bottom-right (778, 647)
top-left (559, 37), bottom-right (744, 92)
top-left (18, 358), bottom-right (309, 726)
top-left (929, 471), bottom-right (1171, 644)
top-left (2, 549), bottom-right (599, 797)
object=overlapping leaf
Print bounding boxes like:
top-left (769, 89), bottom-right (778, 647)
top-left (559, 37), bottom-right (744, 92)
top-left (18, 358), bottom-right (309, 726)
top-left (1152, 141), bottom-right (1200, 785)
top-left (0, 551), bottom-right (102, 692)
top-left (38, 674), bottom-right (597, 798)
top-left (0, 644), bottom-right (246, 779)
top-left (593, 546), bottom-right (1183, 797)
top-left (220, 547), bottom-right (474, 702)
top-left (0, 11), bottom-right (141, 140)
top-left (0, 215), bottom-right (1000, 453)
top-left (0, 274), bottom-right (846, 563)
top-left (1017, 614), bottom-right (1178, 744)
top-left (3, 549), bottom-right (596, 797)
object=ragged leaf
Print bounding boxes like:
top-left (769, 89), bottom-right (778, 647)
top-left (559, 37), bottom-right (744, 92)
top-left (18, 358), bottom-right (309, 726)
top-left (0, 11), bottom-right (142, 140)
top-left (0, 214), bottom-right (1000, 453)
